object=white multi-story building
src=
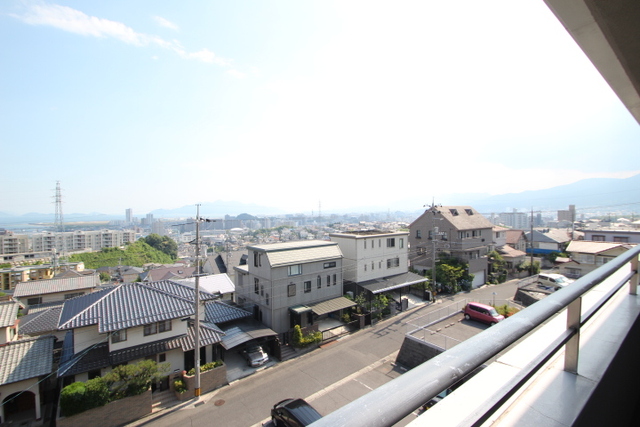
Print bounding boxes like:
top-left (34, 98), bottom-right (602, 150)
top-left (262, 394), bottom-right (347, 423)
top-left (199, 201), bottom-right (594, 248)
top-left (329, 230), bottom-right (426, 309)
top-left (27, 229), bottom-right (136, 253)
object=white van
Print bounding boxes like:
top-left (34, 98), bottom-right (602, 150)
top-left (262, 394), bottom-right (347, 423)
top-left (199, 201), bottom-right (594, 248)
top-left (537, 273), bottom-right (573, 290)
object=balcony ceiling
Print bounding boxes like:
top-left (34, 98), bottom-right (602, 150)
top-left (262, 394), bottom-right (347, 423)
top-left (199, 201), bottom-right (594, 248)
top-left (544, 0), bottom-right (640, 124)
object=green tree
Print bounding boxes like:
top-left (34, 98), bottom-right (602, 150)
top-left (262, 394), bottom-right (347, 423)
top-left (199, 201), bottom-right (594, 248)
top-left (143, 234), bottom-right (178, 259)
top-left (103, 360), bottom-right (169, 400)
top-left (99, 272), bottom-right (111, 283)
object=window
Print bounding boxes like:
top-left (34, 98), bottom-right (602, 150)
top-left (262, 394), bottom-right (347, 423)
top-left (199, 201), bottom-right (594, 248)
top-left (333, 274), bottom-right (337, 285)
top-left (266, 293), bottom-right (270, 306)
top-left (387, 238), bottom-right (395, 248)
top-left (416, 230), bottom-right (422, 239)
top-left (158, 320), bottom-right (171, 333)
top-left (159, 353), bottom-right (167, 363)
top-left (323, 261), bottom-right (336, 268)
top-left (27, 297), bottom-right (42, 305)
top-left (144, 323), bottom-right (157, 336)
top-left (465, 209), bottom-right (473, 215)
top-left (400, 238), bottom-right (404, 249)
top-left (592, 235), bottom-right (606, 241)
top-left (387, 258), bottom-right (400, 268)
top-left (327, 275), bottom-right (331, 287)
top-left (288, 283), bottom-right (296, 297)
top-left (317, 275), bottom-right (321, 289)
top-left (450, 209), bottom-right (459, 216)
top-left (364, 240), bottom-right (367, 249)
top-left (254, 278), bottom-right (259, 294)
top-left (472, 230), bottom-right (482, 237)
top-left (145, 320), bottom-right (171, 336)
top-left (304, 281), bottom-right (311, 293)
top-left (379, 239), bottom-right (381, 247)
top-left (613, 236), bottom-right (629, 243)
top-left (112, 329), bottom-right (127, 343)
top-left (288, 264), bottom-right (302, 276)
top-left (253, 252), bottom-right (262, 267)
top-left (260, 285), bottom-right (264, 296)
top-left (364, 264), bottom-right (367, 271)
top-left (371, 261), bottom-right (374, 270)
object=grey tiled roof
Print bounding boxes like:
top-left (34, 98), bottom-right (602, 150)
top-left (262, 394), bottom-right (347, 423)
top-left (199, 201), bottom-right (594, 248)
top-left (0, 301), bottom-right (19, 328)
top-left (19, 302), bottom-right (64, 336)
top-left (13, 275), bottom-right (100, 298)
top-left (205, 301), bottom-right (252, 324)
top-left (0, 335), bottom-right (55, 386)
top-left (249, 240), bottom-right (343, 267)
top-left (58, 282), bottom-right (195, 333)
top-left (177, 322), bottom-right (224, 351)
top-left (143, 280), bottom-right (218, 302)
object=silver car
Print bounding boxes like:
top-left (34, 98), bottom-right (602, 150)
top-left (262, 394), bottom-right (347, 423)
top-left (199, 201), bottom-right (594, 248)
top-left (243, 345), bottom-right (269, 367)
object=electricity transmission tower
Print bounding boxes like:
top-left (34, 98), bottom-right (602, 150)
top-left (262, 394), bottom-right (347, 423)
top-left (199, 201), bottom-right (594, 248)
top-left (54, 181), bottom-right (65, 232)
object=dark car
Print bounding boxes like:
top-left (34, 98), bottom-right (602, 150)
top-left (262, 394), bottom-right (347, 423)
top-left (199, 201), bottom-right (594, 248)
top-left (271, 398), bottom-right (322, 427)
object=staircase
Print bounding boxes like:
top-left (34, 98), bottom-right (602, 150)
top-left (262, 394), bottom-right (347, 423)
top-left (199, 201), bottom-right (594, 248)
top-left (279, 344), bottom-right (297, 361)
top-left (152, 389), bottom-right (179, 412)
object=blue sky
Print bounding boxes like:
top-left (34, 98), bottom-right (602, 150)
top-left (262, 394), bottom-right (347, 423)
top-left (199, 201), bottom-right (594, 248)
top-left (1, 0), bottom-right (639, 216)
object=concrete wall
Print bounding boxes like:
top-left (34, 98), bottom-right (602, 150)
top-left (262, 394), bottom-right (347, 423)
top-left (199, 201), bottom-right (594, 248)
top-left (57, 389), bottom-right (152, 427)
top-left (395, 335), bottom-right (445, 370)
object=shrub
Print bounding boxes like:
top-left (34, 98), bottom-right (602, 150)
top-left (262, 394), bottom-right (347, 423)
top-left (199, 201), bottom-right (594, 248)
top-left (341, 313), bottom-right (351, 323)
top-left (60, 378), bottom-right (109, 417)
top-left (173, 379), bottom-right (187, 394)
top-left (103, 360), bottom-right (169, 400)
top-left (494, 304), bottom-right (520, 317)
top-left (291, 325), bottom-right (321, 348)
top-left (187, 360), bottom-right (223, 375)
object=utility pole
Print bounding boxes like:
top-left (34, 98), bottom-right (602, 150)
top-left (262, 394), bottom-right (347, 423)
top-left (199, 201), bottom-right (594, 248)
top-left (194, 204), bottom-right (202, 397)
top-left (529, 207), bottom-right (535, 276)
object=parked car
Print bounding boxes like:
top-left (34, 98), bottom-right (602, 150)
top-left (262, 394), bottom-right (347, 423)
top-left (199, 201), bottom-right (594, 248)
top-left (537, 273), bottom-right (573, 290)
top-left (242, 344), bottom-right (269, 367)
top-left (463, 302), bottom-right (504, 325)
top-left (422, 388), bottom-right (451, 411)
top-left (271, 398), bottom-right (322, 427)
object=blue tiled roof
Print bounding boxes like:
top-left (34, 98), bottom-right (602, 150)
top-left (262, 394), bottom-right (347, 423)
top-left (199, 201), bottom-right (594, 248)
top-left (58, 281), bottom-right (196, 333)
top-left (19, 302), bottom-right (64, 336)
top-left (143, 279), bottom-right (219, 301)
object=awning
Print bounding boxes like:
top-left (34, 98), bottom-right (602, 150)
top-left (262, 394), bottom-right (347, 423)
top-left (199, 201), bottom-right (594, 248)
top-left (357, 272), bottom-right (428, 294)
top-left (221, 320), bottom-right (278, 350)
top-left (289, 304), bottom-right (312, 314)
top-left (306, 296), bottom-right (356, 316)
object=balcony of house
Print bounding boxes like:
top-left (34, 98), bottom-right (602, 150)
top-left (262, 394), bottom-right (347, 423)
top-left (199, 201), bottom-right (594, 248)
top-left (310, 244), bottom-right (640, 427)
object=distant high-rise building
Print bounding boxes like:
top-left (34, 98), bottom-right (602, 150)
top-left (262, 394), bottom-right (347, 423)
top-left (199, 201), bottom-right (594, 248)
top-left (558, 205), bottom-right (576, 223)
top-left (146, 213), bottom-right (154, 225)
top-left (126, 208), bottom-right (133, 224)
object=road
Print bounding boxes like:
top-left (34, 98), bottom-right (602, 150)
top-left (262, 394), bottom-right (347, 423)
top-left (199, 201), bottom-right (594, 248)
top-left (130, 280), bottom-right (519, 427)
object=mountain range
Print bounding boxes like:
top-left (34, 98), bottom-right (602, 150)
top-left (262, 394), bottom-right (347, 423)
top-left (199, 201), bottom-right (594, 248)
top-left (1, 174), bottom-right (639, 226)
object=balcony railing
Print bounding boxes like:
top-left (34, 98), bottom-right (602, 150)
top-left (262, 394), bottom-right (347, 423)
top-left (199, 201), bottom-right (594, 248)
top-left (310, 244), bottom-right (640, 427)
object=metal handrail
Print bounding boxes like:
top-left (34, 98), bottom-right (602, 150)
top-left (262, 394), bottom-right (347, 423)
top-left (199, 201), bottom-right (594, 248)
top-left (310, 244), bottom-right (640, 427)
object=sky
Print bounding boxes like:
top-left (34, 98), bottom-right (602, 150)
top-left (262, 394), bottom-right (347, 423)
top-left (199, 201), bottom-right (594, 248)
top-left (1, 0), bottom-right (639, 217)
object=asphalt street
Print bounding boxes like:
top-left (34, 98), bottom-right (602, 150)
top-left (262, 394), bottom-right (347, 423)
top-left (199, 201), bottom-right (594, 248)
top-left (129, 280), bottom-right (520, 427)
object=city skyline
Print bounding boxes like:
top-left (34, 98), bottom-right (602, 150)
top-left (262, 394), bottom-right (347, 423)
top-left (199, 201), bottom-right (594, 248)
top-left (2, 1), bottom-right (639, 217)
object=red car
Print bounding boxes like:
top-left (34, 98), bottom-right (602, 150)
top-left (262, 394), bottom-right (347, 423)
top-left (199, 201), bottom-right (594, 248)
top-left (463, 302), bottom-right (504, 326)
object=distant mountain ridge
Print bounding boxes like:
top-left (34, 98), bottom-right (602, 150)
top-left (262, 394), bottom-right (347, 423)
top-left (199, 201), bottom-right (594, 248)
top-left (1, 174), bottom-right (638, 225)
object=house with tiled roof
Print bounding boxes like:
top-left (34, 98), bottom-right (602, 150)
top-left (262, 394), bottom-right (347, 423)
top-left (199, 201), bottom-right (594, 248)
top-left (139, 265), bottom-right (197, 282)
top-left (18, 301), bottom-right (66, 341)
top-left (0, 301), bottom-right (20, 344)
top-left (0, 335), bottom-right (55, 423)
top-left (559, 241), bottom-right (635, 279)
top-left (12, 275), bottom-right (100, 310)
top-left (409, 206), bottom-right (494, 288)
top-left (234, 240), bottom-right (352, 335)
top-left (505, 229), bottom-right (527, 252)
top-left (176, 273), bottom-right (236, 301)
top-left (55, 280), bottom-right (256, 389)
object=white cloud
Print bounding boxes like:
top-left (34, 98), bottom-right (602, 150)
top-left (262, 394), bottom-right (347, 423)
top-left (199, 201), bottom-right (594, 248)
top-left (15, 3), bottom-right (229, 65)
top-left (153, 15), bottom-right (178, 31)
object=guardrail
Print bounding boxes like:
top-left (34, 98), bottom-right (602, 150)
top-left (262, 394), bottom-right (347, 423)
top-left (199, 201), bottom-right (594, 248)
top-left (310, 244), bottom-right (640, 427)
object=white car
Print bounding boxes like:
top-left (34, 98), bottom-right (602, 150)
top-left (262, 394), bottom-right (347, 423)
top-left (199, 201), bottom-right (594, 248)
top-left (537, 273), bottom-right (573, 290)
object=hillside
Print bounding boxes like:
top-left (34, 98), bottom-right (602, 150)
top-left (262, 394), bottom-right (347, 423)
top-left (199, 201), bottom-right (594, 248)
top-left (69, 240), bottom-right (174, 269)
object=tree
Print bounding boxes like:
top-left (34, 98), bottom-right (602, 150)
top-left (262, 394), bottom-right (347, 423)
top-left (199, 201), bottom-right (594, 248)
top-left (103, 359), bottom-right (169, 400)
top-left (99, 272), bottom-right (111, 283)
top-left (143, 234), bottom-right (177, 259)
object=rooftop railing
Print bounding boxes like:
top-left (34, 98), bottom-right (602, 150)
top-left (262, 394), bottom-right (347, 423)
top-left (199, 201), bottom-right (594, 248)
top-left (310, 244), bottom-right (640, 427)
